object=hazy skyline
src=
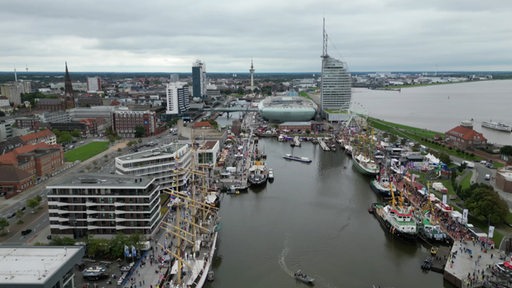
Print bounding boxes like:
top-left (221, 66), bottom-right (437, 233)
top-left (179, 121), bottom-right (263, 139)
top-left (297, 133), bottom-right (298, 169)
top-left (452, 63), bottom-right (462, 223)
top-left (1, 0), bottom-right (512, 73)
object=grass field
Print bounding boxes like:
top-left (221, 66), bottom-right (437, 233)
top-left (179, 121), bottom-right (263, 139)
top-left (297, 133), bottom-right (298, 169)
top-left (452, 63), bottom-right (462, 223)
top-left (64, 141), bottom-right (110, 162)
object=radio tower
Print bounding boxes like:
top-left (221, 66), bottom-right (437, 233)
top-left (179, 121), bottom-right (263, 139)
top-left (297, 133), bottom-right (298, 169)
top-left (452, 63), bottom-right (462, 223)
top-left (321, 17), bottom-right (328, 59)
top-left (249, 59), bottom-right (255, 94)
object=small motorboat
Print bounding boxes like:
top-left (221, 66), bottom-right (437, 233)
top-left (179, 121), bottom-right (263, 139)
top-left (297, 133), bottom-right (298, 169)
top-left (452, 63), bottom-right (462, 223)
top-left (207, 270), bottom-right (214, 281)
top-left (294, 269), bottom-right (314, 285)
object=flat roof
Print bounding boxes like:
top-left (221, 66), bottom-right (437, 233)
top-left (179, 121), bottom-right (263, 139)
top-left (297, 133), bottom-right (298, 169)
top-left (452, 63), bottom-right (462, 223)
top-left (117, 142), bottom-right (187, 162)
top-left (47, 173), bottom-right (153, 188)
top-left (199, 140), bottom-right (218, 150)
top-left (0, 246), bottom-right (83, 285)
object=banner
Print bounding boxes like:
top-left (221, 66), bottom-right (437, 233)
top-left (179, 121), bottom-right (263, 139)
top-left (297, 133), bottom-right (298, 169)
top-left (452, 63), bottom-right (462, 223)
top-left (462, 209), bottom-right (469, 225)
top-left (488, 226), bottom-right (495, 239)
top-left (442, 194), bottom-right (447, 205)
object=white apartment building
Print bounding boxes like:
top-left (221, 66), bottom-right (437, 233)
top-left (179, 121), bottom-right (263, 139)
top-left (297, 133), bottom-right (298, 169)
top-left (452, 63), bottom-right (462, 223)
top-left (115, 142), bottom-right (193, 191)
top-left (47, 174), bottom-right (161, 239)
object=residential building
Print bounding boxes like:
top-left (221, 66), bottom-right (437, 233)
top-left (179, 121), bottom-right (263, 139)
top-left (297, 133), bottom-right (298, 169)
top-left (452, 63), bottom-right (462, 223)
top-left (36, 111), bottom-right (71, 124)
top-left (115, 143), bottom-right (193, 192)
top-left (46, 174), bottom-right (161, 239)
top-left (111, 108), bottom-right (156, 138)
top-left (166, 82), bottom-right (190, 115)
top-left (0, 246), bottom-right (84, 288)
top-left (0, 165), bottom-right (33, 196)
top-left (87, 76), bottom-right (101, 93)
top-left (0, 118), bottom-right (15, 142)
top-left (0, 142), bottom-right (64, 179)
top-left (19, 129), bottom-right (57, 145)
top-left (36, 98), bottom-right (67, 112)
top-left (445, 125), bottom-right (487, 149)
top-left (192, 60), bottom-right (207, 101)
top-left (15, 116), bottom-right (41, 130)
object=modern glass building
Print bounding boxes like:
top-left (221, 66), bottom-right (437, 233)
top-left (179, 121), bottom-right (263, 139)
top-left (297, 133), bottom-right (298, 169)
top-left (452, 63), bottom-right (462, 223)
top-left (192, 60), bottom-right (207, 100)
top-left (320, 56), bottom-right (351, 113)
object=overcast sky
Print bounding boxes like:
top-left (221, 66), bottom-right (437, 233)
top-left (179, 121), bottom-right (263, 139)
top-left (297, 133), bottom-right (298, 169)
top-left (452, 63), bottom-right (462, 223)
top-left (1, 0), bottom-right (511, 73)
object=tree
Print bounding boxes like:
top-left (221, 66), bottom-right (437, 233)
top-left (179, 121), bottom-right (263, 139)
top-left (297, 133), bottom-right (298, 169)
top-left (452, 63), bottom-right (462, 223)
top-left (50, 236), bottom-right (76, 246)
top-left (134, 126), bottom-right (145, 138)
top-left (464, 184), bottom-right (509, 224)
top-left (16, 210), bottom-right (24, 224)
top-left (57, 131), bottom-right (73, 144)
top-left (500, 145), bottom-right (512, 156)
top-left (70, 129), bottom-right (81, 138)
top-left (437, 152), bottom-right (451, 166)
top-left (0, 218), bottom-right (9, 234)
top-left (26, 198), bottom-right (40, 212)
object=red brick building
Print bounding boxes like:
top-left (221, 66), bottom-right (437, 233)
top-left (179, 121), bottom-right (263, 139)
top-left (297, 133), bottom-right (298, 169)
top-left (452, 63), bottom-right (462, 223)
top-left (445, 125), bottom-right (487, 149)
top-left (0, 165), bottom-right (33, 197)
top-left (111, 109), bottom-right (156, 138)
top-left (0, 143), bottom-right (64, 179)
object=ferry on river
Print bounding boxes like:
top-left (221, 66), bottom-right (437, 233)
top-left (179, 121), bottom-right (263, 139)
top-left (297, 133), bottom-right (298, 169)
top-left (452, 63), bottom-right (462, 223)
top-left (481, 120), bottom-right (512, 132)
top-left (283, 154), bottom-right (312, 163)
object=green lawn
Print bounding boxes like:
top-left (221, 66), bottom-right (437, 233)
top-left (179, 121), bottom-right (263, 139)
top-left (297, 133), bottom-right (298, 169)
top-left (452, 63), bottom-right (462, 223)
top-left (64, 141), bottom-right (110, 162)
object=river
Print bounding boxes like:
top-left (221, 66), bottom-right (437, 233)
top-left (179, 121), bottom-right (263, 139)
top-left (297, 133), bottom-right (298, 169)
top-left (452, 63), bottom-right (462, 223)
top-left (351, 79), bottom-right (512, 146)
top-left (208, 139), bottom-right (446, 288)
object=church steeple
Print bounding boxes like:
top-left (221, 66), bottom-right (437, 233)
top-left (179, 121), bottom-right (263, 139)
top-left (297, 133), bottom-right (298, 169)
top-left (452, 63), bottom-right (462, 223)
top-left (64, 62), bottom-right (75, 109)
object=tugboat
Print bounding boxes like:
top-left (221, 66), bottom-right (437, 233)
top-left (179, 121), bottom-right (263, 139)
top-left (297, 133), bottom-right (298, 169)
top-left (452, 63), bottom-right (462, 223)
top-left (247, 160), bottom-right (268, 187)
top-left (294, 269), bottom-right (314, 285)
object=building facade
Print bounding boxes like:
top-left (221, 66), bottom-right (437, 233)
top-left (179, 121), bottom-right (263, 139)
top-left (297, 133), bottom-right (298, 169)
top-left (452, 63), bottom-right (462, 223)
top-left (47, 174), bottom-right (161, 239)
top-left (0, 118), bottom-right (15, 142)
top-left (320, 56), bottom-right (352, 114)
top-left (86, 76), bottom-right (101, 93)
top-left (115, 143), bottom-right (193, 191)
top-left (165, 82), bottom-right (190, 115)
top-left (192, 60), bottom-right (207, 100)
top-left (19, 129), bottom-right (57, 145)
top-left (111, 108), bottom-right (157, 138)
top-left (197, 140), bottom-right (220, 168)
top-left (496, 166), bottom-right (512, 193)
top-left (445, 125), bottom-right (487, 149)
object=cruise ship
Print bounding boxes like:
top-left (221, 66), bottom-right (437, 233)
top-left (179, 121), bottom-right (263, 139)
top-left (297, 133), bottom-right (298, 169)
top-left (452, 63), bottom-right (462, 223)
top-left (481, 120), bottom-right (512, 132)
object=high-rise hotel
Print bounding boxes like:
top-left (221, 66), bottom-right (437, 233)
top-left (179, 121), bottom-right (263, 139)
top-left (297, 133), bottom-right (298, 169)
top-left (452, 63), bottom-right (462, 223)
top-left (192, 60), bottom-right (207, 101)
top-left (320, 19), bottom-right (352, 121)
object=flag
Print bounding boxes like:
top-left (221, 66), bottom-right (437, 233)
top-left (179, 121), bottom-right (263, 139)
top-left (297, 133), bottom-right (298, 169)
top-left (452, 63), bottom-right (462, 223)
top-left (124, 245), bottom-right (129, 257)
top-left (488, 226), bottom-right (495, 239)
top-left (131, 245), bottom-right (137, 258)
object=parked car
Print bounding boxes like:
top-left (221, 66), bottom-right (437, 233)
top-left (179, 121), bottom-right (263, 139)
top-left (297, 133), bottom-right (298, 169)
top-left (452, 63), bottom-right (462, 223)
top-left (21, 229), bottom-right (32, 236)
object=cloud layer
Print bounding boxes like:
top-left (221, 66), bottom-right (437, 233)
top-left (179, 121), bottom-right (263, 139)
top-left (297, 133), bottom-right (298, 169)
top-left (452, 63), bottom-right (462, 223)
top-left (1, 0), bottom-right (511, 72)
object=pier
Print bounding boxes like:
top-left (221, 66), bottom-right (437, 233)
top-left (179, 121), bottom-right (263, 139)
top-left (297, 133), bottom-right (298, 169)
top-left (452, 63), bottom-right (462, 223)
top-left (318, 138), bottom-right (330, 151)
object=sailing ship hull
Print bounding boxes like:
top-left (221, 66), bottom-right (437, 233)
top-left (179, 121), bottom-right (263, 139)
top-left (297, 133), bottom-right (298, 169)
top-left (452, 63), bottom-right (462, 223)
top-left (352, 154), bottom-right (379, 176)
top-left (371, 203), bottom-right (417, 242)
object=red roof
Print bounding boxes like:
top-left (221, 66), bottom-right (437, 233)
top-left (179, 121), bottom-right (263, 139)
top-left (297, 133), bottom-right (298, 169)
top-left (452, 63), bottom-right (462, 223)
top-left (19, 129), bottom-right (55, 143)
top-left (193, 121), bottom-right (213, 129)
top-left (445, 125), bottom-right (486, 141)
top-left (0, 143), bottom-right (60, 165)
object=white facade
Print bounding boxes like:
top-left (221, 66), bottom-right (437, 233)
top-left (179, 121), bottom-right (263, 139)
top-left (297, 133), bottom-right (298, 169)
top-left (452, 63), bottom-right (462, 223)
top-left (166, 83), bottom-right (180, 115)
top-left (87, 76), bottom-right (101, 92)
top-left (0, 119), bottom-right (15, 142)
top-left (47, 174), bottom-right (161, 239)
top-left (115, 143), bottom-right (193, 191)
top-left (320, 56), bottom-right (351, 113)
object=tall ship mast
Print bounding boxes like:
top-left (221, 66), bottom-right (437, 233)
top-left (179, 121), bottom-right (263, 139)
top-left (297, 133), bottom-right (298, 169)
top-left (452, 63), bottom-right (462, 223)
top-left (160, 142), bottom-right (220, 288)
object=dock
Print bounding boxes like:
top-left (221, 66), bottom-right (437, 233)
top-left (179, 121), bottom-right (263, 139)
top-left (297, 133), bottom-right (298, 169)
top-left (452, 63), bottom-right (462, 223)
top-left (318, 138), bottom-right (330, 151)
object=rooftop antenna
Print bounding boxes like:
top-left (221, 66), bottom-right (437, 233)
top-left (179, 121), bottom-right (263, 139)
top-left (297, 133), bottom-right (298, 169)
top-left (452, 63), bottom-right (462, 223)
top-left (322, 17), bottom-right (328, 58)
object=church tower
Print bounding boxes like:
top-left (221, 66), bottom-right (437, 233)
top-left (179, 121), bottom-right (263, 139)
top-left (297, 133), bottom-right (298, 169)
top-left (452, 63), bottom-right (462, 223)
top-left (64, 62), bottom-right (75, 109)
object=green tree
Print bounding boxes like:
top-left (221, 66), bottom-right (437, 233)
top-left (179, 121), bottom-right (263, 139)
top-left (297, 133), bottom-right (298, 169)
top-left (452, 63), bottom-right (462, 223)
top-left (26, 198), bottom-right (39, 212)
top-left (57, 131), bottom-right (73, 144)
top-left (16, 210), bottom-right (24, 224)
top-left (86, 237), bottom-right (110, 259)
top-left (0, 217), bottom-right (9, 234)
top-left (134, 126), bottom-right (145, 138)
top-left (465, 184), bottom-right (508, 224)
top-left (50, 236), bottom-right (76, 245)
top-left (70, 129), bottom-right (81, 138)
top-left (437, 152), bottom-right (451, 166)
top-left (500, 145), bottom-right (512, 156)
top-left (109, 233), bottom-right (129, 258)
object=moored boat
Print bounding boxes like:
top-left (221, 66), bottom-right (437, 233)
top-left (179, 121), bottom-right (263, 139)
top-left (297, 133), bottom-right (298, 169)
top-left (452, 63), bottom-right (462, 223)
top-left (352, 153), bottom-right (380, 176)
top-left (294, 269), bottom-right (314, 285)
top-left (372, 202), bottom-right (417, 241)
top-left (268, 168), bottom-right (274, 183)
top-left (283, 154), bottom-right (312, 163)
top-left (481, 120), bottom-right (512, 132)
top-left (247, 160), bottom-right (268, 187)
top-left (369, 174), bottom-right (392, 198)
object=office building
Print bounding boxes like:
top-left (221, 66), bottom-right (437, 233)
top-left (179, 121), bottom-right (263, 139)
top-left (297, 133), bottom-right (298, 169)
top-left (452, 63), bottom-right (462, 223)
top-left (47, 173), bottom-right (161, 239)
top-left (165, 82), bottom-right (190, 115)
top-left (111, 108), bottom-right (156, 138)
top-left (115, 142), bottom-right (192, 192)
top-left (86, 76), bottom-right (101, 93)
top-left (192, 60), bottom-right (207, 101)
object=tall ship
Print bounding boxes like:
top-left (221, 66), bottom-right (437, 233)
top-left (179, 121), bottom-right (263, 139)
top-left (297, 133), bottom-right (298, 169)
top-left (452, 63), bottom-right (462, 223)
top-left (370, 184), bottom-right (417, 241)
top-left (161, 158), bottom-right (220, 288)
top-left (481, 120), bottom-right (512, 132)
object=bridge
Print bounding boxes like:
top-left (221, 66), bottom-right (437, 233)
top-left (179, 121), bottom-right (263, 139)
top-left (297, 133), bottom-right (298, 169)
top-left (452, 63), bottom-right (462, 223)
top-left (204, 106), bottom-right (259, 112)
